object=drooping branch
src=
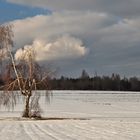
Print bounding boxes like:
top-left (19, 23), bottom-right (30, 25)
top-left (0, 24), bottom-right (52, 118)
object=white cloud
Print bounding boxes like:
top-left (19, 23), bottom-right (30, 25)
top-left (15, 35), bottom-right (88, 61)
top-left (11, 11), bottom-right (116, 61)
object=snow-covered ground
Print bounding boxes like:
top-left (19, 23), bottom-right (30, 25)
top-left (0, 90), bottom-right (140, 140)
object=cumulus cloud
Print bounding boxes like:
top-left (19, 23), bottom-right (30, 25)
top-left (15, 35), bottom-right (88, 61)
top-left (10, 11), bottom-right (140, 76)
top-left (7, 0), bottom-right (140, 18)
top-left (11, 11), bottom-right (118, 48)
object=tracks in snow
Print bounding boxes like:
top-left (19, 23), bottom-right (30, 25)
top-left (0, 120), bottom-right (140, 140)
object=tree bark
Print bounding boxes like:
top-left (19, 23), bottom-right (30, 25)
top-left (22, 95), bottom-right (31, 118)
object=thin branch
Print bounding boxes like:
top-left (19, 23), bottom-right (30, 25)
top-left (8, 50), bottom-right (26, 95)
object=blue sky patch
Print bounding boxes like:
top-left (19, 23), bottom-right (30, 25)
top-left (0, 0), bottom-right (50, 23)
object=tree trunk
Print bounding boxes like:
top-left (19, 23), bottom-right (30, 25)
top-left (22, 95), bottom-right (31, 118)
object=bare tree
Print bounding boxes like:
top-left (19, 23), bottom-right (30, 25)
top-left (0, 24), bottom-right (52, 118)
top-left (0, 24), bottom-right (13, 75)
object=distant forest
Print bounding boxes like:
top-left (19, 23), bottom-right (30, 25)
top-left (1, 69), bottom-right (140, 91)
top-left (50, 70), bottom-right (140, 91)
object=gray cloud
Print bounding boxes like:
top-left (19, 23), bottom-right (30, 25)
top-left (10, 11), bottom-right (140, 76)
top-left (7, 0), bottom-right (140, 18)
top-left (11, 11), bottom-right (118, 48)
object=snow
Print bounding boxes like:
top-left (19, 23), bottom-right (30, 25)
top-left (0, 90), bottom-right (140, 140)
top-left (0, 119), bottom-right (140, 140)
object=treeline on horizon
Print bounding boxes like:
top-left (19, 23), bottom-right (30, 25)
top-left (50, 70), bottom-right (140, 91)
top-left (1, 69), bottom-right (140, 91)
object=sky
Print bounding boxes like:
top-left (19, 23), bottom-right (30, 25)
top-left (1, 0), bottom-right (140, 77)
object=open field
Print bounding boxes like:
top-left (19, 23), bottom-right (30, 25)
top-left (0, 90), bottom-right (140, 140)
top-left (0, 119), bottom-right (140, 140)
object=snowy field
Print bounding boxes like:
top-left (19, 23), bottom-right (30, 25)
top-left (0, 90), bottom-right (140, 140)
